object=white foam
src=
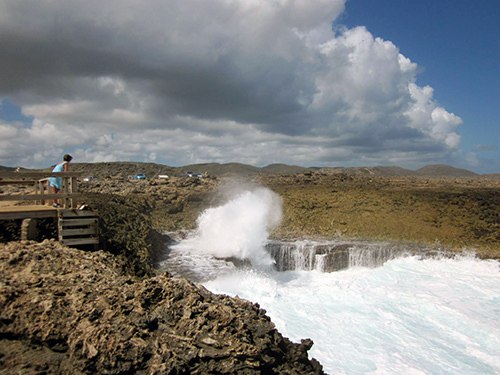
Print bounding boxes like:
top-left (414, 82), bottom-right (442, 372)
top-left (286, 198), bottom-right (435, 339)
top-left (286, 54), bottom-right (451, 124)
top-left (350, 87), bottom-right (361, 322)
top-left (204, 256), bottom-right (500, 375)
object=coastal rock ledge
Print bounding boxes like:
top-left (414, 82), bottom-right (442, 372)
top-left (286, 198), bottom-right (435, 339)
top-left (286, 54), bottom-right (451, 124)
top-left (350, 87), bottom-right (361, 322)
top-left (0, 241), bottom-right (324, 375)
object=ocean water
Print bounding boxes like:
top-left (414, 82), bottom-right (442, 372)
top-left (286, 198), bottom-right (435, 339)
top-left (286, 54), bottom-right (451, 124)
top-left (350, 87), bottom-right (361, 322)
top-left (159, 187), bottom-right (500, 375)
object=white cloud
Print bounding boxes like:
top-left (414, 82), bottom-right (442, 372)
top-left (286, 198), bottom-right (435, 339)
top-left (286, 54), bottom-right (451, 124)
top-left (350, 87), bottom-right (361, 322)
top-left (0, 122), bottom-right (18, 138)
top-left (312, 26), bottom-right (416, 130)
top-left (406, 84), bottom-right (462, 148)
top-left (0, 0), bottom-right (465, 171)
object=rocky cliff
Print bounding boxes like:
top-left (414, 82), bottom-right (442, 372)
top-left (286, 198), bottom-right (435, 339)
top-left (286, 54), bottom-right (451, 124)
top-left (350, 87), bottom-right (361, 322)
top-left (0, 241), bottom-right (324, 374)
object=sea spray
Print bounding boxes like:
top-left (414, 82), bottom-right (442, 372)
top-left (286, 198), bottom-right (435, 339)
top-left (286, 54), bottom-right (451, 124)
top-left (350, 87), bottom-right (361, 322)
top-left (172, 186), bottom-right (282, 269)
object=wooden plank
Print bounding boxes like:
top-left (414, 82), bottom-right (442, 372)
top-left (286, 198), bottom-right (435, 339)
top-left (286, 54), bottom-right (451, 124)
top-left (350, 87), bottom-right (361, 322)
top-left (0, 210), bottom-right (58, 220)
top-left (59, 218), bottom-right (98, 226)
top-left (0, 205), bottom-right (56, 212)
top-left (0, 193), bottom-right (81, 202)
top-left (71, 177), bottom-right (78, 193)
top-left (59, 210), bottom-right (98, 218)
top-left (61, 238), bottom-right (99, 246)
top-left (59, 228), bottom-right (98, 236)
top-left (0, 180), bottom-right (37, 186)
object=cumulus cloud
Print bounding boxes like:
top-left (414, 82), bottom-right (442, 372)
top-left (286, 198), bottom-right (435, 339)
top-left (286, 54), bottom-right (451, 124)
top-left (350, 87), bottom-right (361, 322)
top-left (405, 84), bottom-right (462, 148)
top-left (0, 0), bottom-right (464, 170)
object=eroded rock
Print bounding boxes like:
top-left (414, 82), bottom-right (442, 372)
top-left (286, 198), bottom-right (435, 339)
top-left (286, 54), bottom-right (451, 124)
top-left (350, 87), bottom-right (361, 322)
top-left (0, 241), bottom-right (324, 374)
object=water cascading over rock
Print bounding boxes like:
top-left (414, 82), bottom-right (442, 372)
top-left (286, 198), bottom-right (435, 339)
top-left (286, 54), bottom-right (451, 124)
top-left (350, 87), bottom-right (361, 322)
top-left (266, 241), bottom-right (423, 272)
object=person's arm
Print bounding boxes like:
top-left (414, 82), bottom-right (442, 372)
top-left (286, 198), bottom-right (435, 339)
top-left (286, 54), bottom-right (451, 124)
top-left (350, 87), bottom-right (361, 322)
top-left (63, 162), bottom-right (69, 172)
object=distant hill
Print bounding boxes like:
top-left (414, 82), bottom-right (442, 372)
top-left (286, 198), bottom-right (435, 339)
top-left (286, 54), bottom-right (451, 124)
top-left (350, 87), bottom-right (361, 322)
top-left (371, 166), bottom-right (418, 176)
top-left (482, 174), bottom-right (500, 179)
top-left (180, 163), bottom-right (263, 176)
top-left (0, 162), bottom-right (482, 178)
top-left (165, 162), bottom-right (311, 177)
top-left (317, 166), bottom-right (417, 176)
top-left (69, 162), bottom-right (269, 179)
top-left (0, 166), bottom-right (32, 173)
top-left (317, 165), bottom-right (481, 177)
top-left (415, 164), bottom-right (478, 177)
top-left (0, 166), bottom-right (17, 172)
top-left (261, 164), bottom-right (310, 174)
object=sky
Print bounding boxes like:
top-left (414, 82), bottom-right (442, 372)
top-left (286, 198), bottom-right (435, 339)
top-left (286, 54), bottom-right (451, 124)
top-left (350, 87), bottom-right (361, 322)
top-left (0, 0), bottom-right (498, 174)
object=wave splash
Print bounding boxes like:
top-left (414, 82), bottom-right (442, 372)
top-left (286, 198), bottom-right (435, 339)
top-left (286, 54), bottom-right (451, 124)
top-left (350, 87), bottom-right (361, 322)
top-left (174, 186), bottom-right (282, 268)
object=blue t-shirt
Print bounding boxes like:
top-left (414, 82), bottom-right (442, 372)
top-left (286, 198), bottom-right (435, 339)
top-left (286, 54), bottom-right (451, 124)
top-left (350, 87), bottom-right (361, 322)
top-left (48, 161), bottom-right (68, 189)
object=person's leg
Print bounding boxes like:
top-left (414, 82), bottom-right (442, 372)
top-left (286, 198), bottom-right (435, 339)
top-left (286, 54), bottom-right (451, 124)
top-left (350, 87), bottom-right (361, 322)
top-left (51, 186), bottom-right (59, 205)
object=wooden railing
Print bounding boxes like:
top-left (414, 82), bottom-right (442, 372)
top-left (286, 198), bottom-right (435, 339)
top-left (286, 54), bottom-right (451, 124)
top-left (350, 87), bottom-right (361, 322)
top-left (0, 171), bottom-right (82, 209)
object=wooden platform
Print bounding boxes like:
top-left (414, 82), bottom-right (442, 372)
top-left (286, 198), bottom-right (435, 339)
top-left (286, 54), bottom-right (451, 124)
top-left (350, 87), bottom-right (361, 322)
top-left (0, 205), bottom-right (59, 220)
top-left (0, 171), bottom-right (82, 209)
top-left (1, 172), bottom-right (99, 247)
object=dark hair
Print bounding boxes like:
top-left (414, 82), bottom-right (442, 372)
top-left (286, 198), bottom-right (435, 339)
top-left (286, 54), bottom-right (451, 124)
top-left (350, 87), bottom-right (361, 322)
top-left (63, 154), bottom-right (73, 162)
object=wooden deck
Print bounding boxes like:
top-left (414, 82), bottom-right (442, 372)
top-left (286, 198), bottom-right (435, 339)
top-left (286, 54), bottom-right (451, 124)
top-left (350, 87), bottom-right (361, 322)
top-left (1, 172), bottom-right (99, 247)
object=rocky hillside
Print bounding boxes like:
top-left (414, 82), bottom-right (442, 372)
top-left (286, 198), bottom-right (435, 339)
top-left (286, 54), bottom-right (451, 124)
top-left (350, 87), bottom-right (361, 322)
top-left (77, 175), bottom-right (222, 233)
top-left (69, 161), bottom-right (276, 179)
top-left (317, 166), bottom-right (417, 176)
top-left (0, 241), bottom-right (324, 374)
top-left (317, 164), bottom-right (481, 177)
top-left (69, 162), bottom-right (179, 179)
top-left (0, 166), bottom-right (18, 172)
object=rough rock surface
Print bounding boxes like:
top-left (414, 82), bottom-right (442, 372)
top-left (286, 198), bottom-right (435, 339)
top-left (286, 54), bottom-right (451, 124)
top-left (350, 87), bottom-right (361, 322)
top-left (80, 192), bottom-right (169, 277)
top-left (0, 241), bottom-right (324, 374)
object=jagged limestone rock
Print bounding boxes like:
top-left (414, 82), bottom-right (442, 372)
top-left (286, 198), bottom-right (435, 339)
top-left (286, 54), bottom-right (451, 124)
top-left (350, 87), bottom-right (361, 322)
top-left (0, 241), bottom-right (324, 375)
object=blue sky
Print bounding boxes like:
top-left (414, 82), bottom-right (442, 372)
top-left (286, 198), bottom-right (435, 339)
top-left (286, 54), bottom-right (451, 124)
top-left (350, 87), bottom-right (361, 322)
top-left (0, 0), bottom-right (498, 174)
top-left (340, 0), bottom-right (500, 172)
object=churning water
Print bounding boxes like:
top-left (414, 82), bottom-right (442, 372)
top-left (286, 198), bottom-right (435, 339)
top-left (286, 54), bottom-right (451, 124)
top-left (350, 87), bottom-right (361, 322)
top-left (159, 187), bottom-right (500, 375)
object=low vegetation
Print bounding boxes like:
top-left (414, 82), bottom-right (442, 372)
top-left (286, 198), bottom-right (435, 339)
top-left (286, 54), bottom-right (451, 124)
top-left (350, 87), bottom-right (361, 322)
top-left (256, 173), bottom-right (500, 259)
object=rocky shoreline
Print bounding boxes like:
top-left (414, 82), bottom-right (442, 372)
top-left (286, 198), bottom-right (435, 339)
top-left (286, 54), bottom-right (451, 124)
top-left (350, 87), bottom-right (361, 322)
top-left (0, 241), bottom-right (324, 374)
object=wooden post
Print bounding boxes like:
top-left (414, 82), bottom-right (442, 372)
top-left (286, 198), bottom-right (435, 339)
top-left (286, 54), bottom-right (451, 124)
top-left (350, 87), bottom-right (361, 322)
top-left (36, 179), bottom-right (48, 205)
top-left (70, 176), bottom-right (78, 208)
top-left (62, 176), bottom-right (68, 208)
top-left (21, 218), bottom-right (38, 241)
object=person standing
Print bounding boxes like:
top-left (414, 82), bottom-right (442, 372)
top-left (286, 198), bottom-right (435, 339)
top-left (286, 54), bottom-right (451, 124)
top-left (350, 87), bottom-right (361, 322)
top-left (48, 154), bottom-right (73, 207)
